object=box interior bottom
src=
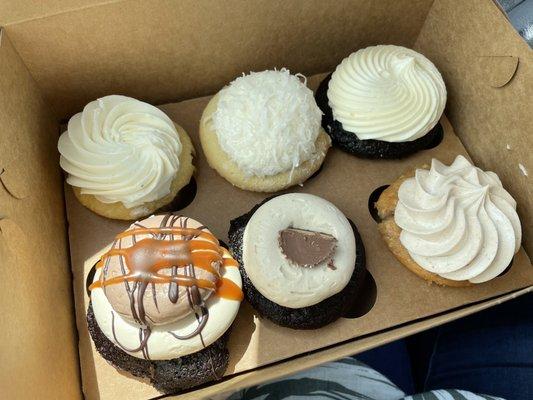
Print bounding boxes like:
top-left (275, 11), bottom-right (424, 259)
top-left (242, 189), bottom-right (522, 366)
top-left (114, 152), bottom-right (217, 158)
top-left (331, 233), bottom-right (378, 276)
top-left (65, 73), bottom-right (533, 400)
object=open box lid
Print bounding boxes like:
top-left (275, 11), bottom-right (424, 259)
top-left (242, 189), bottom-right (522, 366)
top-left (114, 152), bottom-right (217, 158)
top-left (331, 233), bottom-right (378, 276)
top-left (0, 0), bottom-right (531, 399)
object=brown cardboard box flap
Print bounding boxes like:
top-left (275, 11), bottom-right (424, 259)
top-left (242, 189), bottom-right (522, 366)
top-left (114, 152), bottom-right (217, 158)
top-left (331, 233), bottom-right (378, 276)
top-left (3, 0), bottom-right (434, 119)
top-left (481, 55), bottom-right (520, 88)
top-left (0, 30), bottom-right (81, 399)
top-left (1, 162), bottom-right (30, 199)
top-left (0, 0), bottom-right (118, 26)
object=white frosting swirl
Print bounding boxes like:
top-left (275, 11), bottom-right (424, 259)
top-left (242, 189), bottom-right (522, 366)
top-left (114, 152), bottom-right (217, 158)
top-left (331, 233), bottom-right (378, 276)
top-left (58, 95), bottom-right (182, 208)
top-left (395, 155), bottom-right (521, 283)
top-left (243, 193), bottom-right (356, 308)
top-left (328, 45), bottom-right (446, 142)
top-left (210, 69), bottom-right (322, 176)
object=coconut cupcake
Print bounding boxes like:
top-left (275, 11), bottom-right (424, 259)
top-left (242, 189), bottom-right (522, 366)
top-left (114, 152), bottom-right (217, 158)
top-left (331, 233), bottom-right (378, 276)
top-left (228, 193), bottom-right (366, 329)
top-left (58, 95), bottom-right (195, 220)
top-left (315, 45), bottom-right (446, 159)
top-left (87, 213), bottom-right (243, 393)
top-left (376, 155), bottom-right (522, 285)
top-left (200, 69), bottom-right (331, 192)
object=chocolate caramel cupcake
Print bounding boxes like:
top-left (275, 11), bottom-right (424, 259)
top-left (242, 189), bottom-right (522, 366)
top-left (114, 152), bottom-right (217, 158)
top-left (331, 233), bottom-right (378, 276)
top-left (229, 193), bottom-right (366, 329)
top-left (87, 214), bottom-right (243, 393)
top-left (315, 45), bottom-right (446, 159)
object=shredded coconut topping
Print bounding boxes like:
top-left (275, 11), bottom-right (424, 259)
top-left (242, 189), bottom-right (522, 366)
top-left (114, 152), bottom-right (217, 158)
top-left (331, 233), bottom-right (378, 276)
top-left (212, 69), bottom-right (322, 177)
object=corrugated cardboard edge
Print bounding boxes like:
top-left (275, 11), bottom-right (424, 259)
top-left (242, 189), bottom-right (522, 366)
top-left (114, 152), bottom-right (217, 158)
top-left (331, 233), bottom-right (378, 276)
top-left (0, 0), bottom-right (128, 26)
top-left (0, 28), bottom-right (82, 400)
top-left (167, 286), bottom-right (532, 400)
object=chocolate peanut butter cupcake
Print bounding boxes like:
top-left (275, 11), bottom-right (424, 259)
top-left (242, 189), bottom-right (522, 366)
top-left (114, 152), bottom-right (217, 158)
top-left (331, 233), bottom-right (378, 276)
top-left (87, 214), bottom-right (243, 393)
top-left (316, 45), bottom-right (446, 159)
top-left (229, 193), bottom-right (366, 329)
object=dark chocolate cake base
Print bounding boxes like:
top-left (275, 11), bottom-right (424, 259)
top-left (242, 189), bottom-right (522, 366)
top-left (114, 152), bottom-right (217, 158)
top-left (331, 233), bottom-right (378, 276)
top-left (315, 74), bottom-right (443, 159)
top-left (86, 303), bottom-right (229, 394)
top-left (228, 197), bottom-right (366, 330)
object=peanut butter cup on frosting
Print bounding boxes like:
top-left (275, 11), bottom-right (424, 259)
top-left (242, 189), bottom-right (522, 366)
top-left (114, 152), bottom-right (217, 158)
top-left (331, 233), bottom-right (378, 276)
top-left (228, 193), bottom-right (366, 329)
top-left (87, 213), bottom-right (243, 393)
top-left (58, 95), bottom-right (195, 220)
top-left (200, 69), bottom-right (331, 192)
top-left (316, 45), bottom-right (446, 159)
top-left (376, 155), bottom-right (522, 286)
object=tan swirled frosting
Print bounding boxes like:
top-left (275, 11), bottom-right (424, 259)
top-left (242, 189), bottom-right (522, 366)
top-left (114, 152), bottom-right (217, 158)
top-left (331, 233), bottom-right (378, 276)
top-left (58, 95), bottom-right (182, 208)
top-left (328, 45), bottom-right (446, 142)
top-left (395, 156), bottom-right (521, 283)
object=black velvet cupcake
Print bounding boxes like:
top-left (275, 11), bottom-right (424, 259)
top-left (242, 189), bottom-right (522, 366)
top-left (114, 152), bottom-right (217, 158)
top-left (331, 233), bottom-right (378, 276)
top-left (315, 45), bottom-right (447, 159)
top-left (228, 194), bottom-right (366, 329)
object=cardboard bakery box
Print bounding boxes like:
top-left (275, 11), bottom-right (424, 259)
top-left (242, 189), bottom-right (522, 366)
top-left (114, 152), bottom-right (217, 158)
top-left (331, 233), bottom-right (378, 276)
top-left (0, 0), bottom-right (531, 399)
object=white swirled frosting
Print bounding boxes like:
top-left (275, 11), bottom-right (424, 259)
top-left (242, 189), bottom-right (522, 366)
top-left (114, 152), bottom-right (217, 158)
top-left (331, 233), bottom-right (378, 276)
top-left (210, 69), bottom-right (322, 177)
top-left (328, 45), bottom-right (446, 142)
top-left (395, 155), bottom-right (521, 283)
top-left (58, 95), bottom-right (182, 208)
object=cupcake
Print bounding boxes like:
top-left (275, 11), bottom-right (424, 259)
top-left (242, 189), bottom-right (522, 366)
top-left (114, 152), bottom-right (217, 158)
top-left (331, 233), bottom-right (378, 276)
top-left (228, 193), bottom-right (366, 329)
top-left (87, 213), bottom-right (243, 393)
top-left (315, 45), bottom-right (446, 159)
top-left (200, 69), bottom-right (331, 192)
top-left (58, 95), bottom-right (195, 220)
top-left (376, 155), bottom-right (522, 285)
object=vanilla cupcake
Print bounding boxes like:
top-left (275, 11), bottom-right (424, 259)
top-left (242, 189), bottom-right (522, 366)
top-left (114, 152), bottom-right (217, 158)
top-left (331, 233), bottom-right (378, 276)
top-left (200, 69), bottom-right (331, 192)
top-left (87, 214), bottom-right (242, 393)
top-left (376, 155), bottom-right (522, 285)
top-left (229, 193), bottom-right (366, 329)
top-left (58, 95), bottom-right (195, 220)
top-left (316, 45), bottom-right (446, 159)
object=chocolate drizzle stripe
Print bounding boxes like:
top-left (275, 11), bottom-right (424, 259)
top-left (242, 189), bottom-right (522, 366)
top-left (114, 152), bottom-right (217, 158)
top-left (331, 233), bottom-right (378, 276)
top-left (168, 216), bottom-right (179, 304)
top-left (115, 227), bottom-right (218, 243)
top-left (97, 253), bottom-right (222, 276)
top-left (90, 275), bottom-right (217, 291)
top-left (111, 311), bottom-right (151, 355)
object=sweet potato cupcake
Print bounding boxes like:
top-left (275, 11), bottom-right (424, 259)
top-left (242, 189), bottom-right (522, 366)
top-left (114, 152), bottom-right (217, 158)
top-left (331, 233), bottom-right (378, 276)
top-left (87, 213), bottom-right (243, 393)
top-left (316, 45), bottom-right (446, 159)
top-left (376, 155), bottom-right (522, 285)
top-left (58, 95), bottom-right (195, 220)
top-left (200, 69), bottom-right (330, 192)
top-left (229, 193), bottom-right (366, 329)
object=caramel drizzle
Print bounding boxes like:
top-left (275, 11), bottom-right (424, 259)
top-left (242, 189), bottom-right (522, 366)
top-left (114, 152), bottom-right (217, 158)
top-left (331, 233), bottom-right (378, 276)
top-left (89, 214), bottom-right (242, 360)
